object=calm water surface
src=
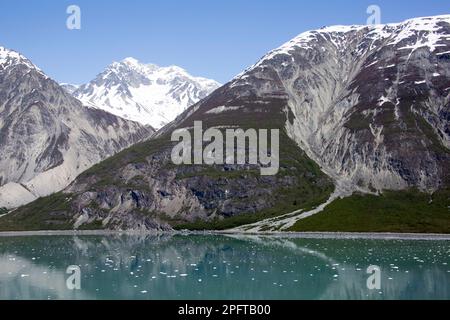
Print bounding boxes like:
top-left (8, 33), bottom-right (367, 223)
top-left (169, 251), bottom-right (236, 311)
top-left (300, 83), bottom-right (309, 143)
top-left (0, 234), bottom-right (448, 300)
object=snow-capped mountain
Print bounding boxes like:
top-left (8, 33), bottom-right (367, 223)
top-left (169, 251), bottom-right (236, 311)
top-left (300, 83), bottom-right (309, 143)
top-left (0, 47), bottom-right (153, 208)
top-left (225, 14), bottom-right (450, 194)
top-left (71, 58), bottom-right (220, 129)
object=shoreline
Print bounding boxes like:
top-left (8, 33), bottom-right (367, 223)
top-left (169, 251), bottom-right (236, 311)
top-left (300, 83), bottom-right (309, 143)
top-left (0, 229), bottom-right (449, 240)
top-left (216, 231), bottom-right (450, 240)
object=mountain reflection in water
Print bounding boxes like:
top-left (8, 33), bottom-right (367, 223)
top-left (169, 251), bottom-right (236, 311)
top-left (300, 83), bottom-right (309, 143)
top-left (0, 234), bottom-right (448, 300)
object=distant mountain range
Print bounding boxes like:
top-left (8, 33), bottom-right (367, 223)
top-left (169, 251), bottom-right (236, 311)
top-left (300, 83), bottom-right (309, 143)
top-left (63, 58), bottom-right (220, 129)
top-left (1, 15), bottom-right (449, 233)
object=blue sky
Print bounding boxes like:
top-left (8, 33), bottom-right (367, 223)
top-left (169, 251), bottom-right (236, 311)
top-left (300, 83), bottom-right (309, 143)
top-left (0, 0), bottom-right (448, 84)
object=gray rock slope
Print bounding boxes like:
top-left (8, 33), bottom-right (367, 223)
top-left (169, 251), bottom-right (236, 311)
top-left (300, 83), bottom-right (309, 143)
top-left (228, 15), bottom-right (450, 193)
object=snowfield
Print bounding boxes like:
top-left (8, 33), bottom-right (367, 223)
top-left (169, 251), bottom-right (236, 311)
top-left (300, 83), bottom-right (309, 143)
top-left (72, 58), bottom-right (220, 129)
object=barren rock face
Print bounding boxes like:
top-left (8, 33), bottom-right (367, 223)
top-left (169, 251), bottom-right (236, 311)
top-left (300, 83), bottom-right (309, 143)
top-left (228, 15), bottom-right (450, 193)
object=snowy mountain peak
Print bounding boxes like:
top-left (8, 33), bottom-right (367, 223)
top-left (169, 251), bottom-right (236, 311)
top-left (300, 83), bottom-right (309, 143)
top-left (107, 57), bottom-right (158, 75)
top-left (227, 14), bottom-right (450, 193)
top-left (73, 58), bottom-right (220, 129)
top-left (0, 46), bottom-right (25, 64)
top-left (122, 56), bottom-right (140, 65)
top-left (0, 46), bottom-right (43, 73)
top-left (316, 15), bottom-right (450, 34)
top-left (399, 14), bottom-right (450, 28)
top-left (297, 15), bottom-right (450, 45)
top-left (234, 15), bottom-right (450, 81)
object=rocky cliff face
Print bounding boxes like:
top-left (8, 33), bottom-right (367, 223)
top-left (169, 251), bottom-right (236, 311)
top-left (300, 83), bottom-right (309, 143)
top-left (2, 15), bottom-right (449, 231)
top-left (230, 15), bottom-right (450, 193)
top-left (0, 47), bottom-right (154, 209)
top-left (71, 58), bottom-right (220, 129)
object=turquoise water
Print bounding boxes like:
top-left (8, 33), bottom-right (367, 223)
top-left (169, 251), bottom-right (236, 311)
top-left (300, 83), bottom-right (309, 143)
top-left (0, 234), bottom-right (448, 300)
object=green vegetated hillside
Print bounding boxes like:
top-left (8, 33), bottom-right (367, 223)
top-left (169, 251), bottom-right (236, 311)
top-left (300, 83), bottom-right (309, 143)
top-left (1, 134), bottom-right (448, 233)
top-left (289, 189), bottom-right (450, 233)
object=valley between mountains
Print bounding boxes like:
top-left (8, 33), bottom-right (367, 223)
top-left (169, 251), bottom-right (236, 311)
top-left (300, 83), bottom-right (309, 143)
top-left (0, 15), bottom-right (449, 233)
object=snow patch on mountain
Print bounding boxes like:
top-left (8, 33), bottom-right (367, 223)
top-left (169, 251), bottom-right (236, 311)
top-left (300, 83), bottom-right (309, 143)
top-left (206, 105), bottom-right (243, 114)
top-left (234, 15), bottom-right (450, 82)
top-left (0, 46), bottom-right (47, 77)
top-left (73, 58), bottom-right (220, 129)
top-left (229, 15), bottom-right (450, 196)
